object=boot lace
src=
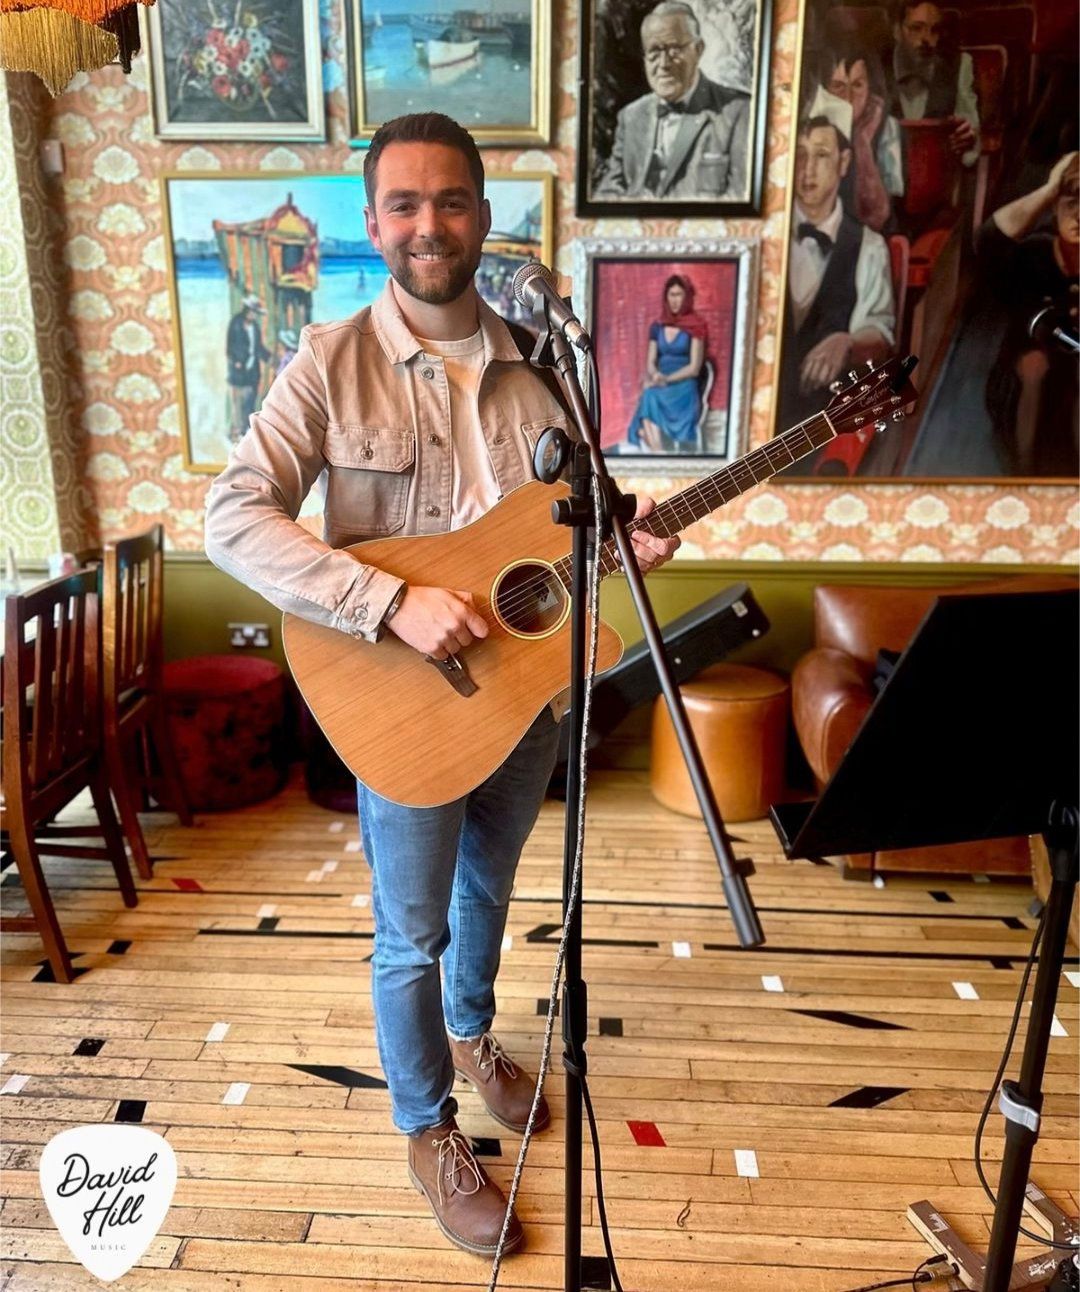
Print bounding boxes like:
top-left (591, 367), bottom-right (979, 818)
top-left (433, 1128), bottom-right (484, 1205)
top-left (473, 1032), bottom-right (518, 1081)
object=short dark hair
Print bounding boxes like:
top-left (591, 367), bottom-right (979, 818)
top-left (800, 113), bottom-right (852, 154)
top-left (893, 0), bottom-right (940, 23)
top-left (363, 112), bottom-right (485, 207)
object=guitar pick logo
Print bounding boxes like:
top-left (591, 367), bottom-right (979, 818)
top-left (39, 1125), bottom-right (177, 1282)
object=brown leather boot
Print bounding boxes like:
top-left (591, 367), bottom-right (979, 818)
top-left (407, 1117), bottom-right (524, 1257)
top-left (450, 1032), bottom-right (551, 1134)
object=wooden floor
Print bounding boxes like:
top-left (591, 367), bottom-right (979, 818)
top-left (1, 771), bottom-right (1077, 1291)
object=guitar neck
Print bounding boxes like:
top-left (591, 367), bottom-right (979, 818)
top-left (553, 411), bottom-right (836, 584)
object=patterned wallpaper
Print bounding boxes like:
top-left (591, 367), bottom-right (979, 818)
top-left (34, 0), bottom-right (1080, 563)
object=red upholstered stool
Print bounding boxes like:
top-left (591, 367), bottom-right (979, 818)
top-left (650, 663), bottom-right (789, 822)
top-left (163, 656), bottom-right (288, 811)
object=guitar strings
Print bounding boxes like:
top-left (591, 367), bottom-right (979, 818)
top-left (466, 420), bottom-right (826, 632)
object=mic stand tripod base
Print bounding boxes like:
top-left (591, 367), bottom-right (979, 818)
top-left (907, 1189), bottom-right (1078, 1289)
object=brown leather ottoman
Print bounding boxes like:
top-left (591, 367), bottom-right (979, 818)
top-left (650, 663), bottom-right (789, 822)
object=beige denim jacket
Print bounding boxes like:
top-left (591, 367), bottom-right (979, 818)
top-left (204, 283), bottom-right (573, 642)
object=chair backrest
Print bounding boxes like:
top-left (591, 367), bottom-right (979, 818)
top-left (102, 524), bottom-right (164, 708)
top-left (2, 568), bottom-right (101, 811)
top-left (898, 118), bottom-right (960, 216)
top-left (958, 4), bottom-right (1034, 115)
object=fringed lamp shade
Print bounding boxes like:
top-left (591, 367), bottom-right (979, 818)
top-left (0, 0), bottom-right (154, 94)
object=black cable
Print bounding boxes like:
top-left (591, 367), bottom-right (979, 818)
top-left (838, 1254), bottom-right (954, 1292)
top-left (972, 907), bottom-right (1076, 1250)
top-left (581, 1068), bottom-right (624, 1292)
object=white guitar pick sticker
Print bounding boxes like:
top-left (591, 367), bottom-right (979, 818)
top-left (39, 1124), bottom-right (176, 1282)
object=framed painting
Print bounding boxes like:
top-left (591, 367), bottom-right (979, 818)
top-left (348, 0), bottom-right (552, 145)
top-left (143, 0), bottom-right (326, 141)
top-left (162, 171), bottom-right (553, 471)
top-left (577, 0), bottom-right (773, 217)
top-left (574, 237), bottom-right (759, 474)
top-left (772, 0), bottom-right (1079, 480)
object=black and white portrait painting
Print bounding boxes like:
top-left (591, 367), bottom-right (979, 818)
top-left (577, 0), bottom-right (772, 217)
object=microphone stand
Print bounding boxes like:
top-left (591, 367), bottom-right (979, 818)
top-left (526, 292), bottom-right (764, 1292)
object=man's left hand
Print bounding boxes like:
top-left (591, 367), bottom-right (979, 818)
top-left (947, 117), bottom-right (976, 156)
top-left (625, 495), bottom-right (681, 573)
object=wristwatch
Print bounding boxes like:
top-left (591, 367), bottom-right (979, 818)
top-left (374, 583), bottom-right (407, 642)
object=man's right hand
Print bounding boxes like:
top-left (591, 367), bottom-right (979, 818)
top-left (386, 586), bottom-right (489, 660)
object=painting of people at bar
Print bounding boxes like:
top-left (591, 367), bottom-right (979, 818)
top-left (774, 0), bottom-right (1078, 480)
top-left (350, 0), bottom-right (551, 143)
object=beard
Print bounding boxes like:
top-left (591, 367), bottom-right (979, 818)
top-left (383, 239), bottom-right (482, 306)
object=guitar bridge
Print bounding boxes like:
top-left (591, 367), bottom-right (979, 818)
top-left (425, 652), bottom-right (478, 697)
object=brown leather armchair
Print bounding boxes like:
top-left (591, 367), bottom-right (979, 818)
top-left (792, 575), bottom-right (1077, 878)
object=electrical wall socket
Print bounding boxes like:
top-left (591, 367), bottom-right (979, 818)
top-left (228, 622), bottom-right (271, 649)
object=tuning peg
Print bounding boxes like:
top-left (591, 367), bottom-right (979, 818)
top-left (829, 379), bottom-right (844, 393)
top-left (865, 359), bottom-right (875, 371)
top-left (892, 410), bottom-right (905, 422)
top-left (847, 370), bottom-right (860, 382)
top-left (874, 419), bottom-right (887, 434)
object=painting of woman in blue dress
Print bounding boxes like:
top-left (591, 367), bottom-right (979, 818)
top-left (622, 275), bottom-right (710, 453)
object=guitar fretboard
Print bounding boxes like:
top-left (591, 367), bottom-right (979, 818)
top-left (552, 411), bottom-right (835, 586)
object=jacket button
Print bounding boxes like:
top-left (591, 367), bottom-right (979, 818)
top-left (420, 365), bottom-right (435, 379)
top-left (361, 446), bottom-right (374, 459)
top-left (426, 505), bottom-right (440, 518)
top-left (428, 433), bottom-right (441, 445)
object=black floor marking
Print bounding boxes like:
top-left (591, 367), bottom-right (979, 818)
top-left (257, 917), bottom-right (280, 931)
top-left (287, 1064), bottom-right (387, 1089)
top-left (701, 943), bottom-right (1076, 969)
top-left (599, 1018), bottom-right (623, 1037)
top-left (791, 1009), bottom-right (909, 1031)
top-left (524, 922), bottom-right (658, 949)
top-left (1, 853), bottom-right (13, 871)
top-left (470, 1137), bottom-right (502, 1158)
top-left (581, 1255), bottom-right (613, 1289)
top-left (536, 998), bottom-right (560, 1017)
top-left (107, 940), bottom-right (132, 955)
top-left (1002, 916), bottom-right (1026, 930)
top-left (33, 961), bottom-right (89, 983)
top-left (115, 1100), bottom-right (145, 1122)
top-left (829, 1086), bottom-right (910, 1109)
top-left (512, 895), bottom-right (1030, 921)
top-left (929, 891), bottom-right (955, 903)
top-left (198, 928), bottom-right (373, 939)
top-left (73, 1038), bottom-right (107, 1056)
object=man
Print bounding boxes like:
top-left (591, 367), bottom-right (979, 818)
top-left (778, 100), bottom-right (896, 450)
top-left (225, 293), bottom-right (271, 443)
top-left (204, 113), bottom-right (678, 1257)
top-left (595, 0), bottom-right (748, 201)
top-left (890, 0), bottom-right (979, 165)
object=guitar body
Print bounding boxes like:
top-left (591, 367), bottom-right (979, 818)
top-left (283, 479), bottom-right (624, 807)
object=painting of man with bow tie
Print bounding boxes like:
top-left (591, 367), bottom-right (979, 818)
top-left (776, 90), bottom-right (896, 470)
top-left (578, 0), bottom-right (771, 216)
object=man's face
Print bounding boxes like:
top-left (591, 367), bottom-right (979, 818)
top-left (364, 141), bottom-right (491, 306)
top-left (641, 13), bottom-right (704, 103)
top-left (1056, 184), bottom-right (1080, 246)
top-left (826, 59), bottom-right (870, 121)
top-left (898, 3), bottom-right (944, 60)
top-left (795, 125), bottom-right (849, 213)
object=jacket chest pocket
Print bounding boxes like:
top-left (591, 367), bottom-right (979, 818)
top-left (322, 423), bottom-right (415, 538)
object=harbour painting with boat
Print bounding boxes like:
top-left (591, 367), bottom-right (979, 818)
top-left (351, 0), bottom-right (550, 142)
top-left (164, 171), bottom-right (552, 469)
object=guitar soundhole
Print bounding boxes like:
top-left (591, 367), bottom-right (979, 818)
top-left (492, 561), bottom-right (569, 639)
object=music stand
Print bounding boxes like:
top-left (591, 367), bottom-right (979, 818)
top-left (770, 589), bottom-right (1079, 1291)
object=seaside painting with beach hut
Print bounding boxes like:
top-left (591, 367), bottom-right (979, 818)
top-left (163, 171), bottom-right (552, 470)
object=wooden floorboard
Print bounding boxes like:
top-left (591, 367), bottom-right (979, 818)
top-left (2, 770), bottom-right (1077, 1290)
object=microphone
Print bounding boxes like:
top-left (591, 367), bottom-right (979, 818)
top-left (1029, 303), bottom-right (1080, 355)
top-left (512, 261), bottom-right (590, 351)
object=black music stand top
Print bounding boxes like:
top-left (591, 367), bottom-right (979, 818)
top-left (771, 589), bottom-right (1079, 859)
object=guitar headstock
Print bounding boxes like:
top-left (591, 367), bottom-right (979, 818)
top-left (824, 355), bottom-right (919, 435)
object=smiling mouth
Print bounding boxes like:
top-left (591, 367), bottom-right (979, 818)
top-left (410, 250), bottom-right (453, 262)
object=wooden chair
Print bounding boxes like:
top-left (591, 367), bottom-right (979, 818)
top-left (102, 525), bottom-right (192, 880)
top-left (1, 569), bottom-right (137, 984)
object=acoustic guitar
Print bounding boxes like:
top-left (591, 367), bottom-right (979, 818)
top-left (284, 356), bottom-right (918, 807)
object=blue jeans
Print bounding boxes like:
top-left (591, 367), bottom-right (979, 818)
top-left (357, 708), bottom-right (561, 1136)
